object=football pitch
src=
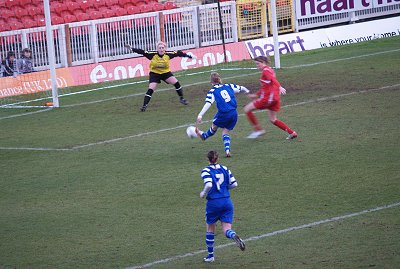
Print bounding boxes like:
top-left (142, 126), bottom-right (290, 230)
top-left (1, 36), bottom-right (399, 269)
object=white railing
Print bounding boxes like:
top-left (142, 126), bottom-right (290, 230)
top-left (0, 1), bottom-right (237, 71)
top-left (1, 1), bottom-right (399, 72)
top-left (296, 3), bottom-right (400, 31)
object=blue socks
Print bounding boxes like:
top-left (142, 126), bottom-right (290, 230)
top-left (223, 134), bottom-right (231, 153)
top-left (205, 232), bottom-right (215, 258)
top-left (202, 127), bottom-right (216, 140)
top-left (205, 230), bottom-right (237, 259)
top-left (225, 229), bottom-right (236, 239)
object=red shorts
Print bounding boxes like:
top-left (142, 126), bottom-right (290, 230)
top-left (253, 98), bottom-right (280, 112)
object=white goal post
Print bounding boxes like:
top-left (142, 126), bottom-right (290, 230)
top-left (44, 0), bottom-right (59, 108)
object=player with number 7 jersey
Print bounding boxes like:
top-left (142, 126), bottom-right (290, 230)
top-left (199, 151), bottom-right (245, 262)
top-left (195, 72), bottom-right (249, 157)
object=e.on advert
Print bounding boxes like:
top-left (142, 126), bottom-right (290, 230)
top-left (68, 42), bottom-right (250, 85)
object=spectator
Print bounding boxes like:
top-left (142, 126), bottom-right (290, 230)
top-left (17, 48), bottom-right (34, 74)
top-left (2, 51), bottom-right (17, 77)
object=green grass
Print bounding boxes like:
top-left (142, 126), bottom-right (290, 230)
top-left (1, 36), bottom-right (400, 269)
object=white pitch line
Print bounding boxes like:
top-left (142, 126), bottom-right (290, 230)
top-left (70, 124), bottom-right (192, 150)
top-left (283, 48), bottom-right (400, 69)
top-left (126, 201), bottom-right (400, 269)
top-left (62, 71), bottom-right (257, 108)
top-left (0, 107), bottom-right (54, 120)
top-left (59, 48), bottom-right (400, 108)
top-left (1, 83), bottom-right (399, 151)
top-left (0, 146), bottom-right (70, 151)
top-left (2, 48), bottom-right (398, 115)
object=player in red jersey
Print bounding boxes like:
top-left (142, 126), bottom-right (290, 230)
top-left (244, 56), bottom-right (297, 139)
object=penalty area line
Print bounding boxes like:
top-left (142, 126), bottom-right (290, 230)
top-left (126, 201), bottom-right (400, 269)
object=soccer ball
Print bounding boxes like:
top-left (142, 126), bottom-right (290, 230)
top-left (186, 126), bottom-right (197, 139)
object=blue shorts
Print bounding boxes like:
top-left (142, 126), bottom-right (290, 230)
top-left (213, 110), bottom-right (238, 130)
top-left (205, 198), bottom-right (234, 225)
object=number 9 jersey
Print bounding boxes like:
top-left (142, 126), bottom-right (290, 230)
top-left (205, 84), bottom-right (242, 113)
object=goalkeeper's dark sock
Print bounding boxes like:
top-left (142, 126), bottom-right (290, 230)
top-left (143, 89), bottom-right (154, 106)
top-left (174, 82), bottom-right (183, 97)
top-left (225, 229), bottom-right (236, 239)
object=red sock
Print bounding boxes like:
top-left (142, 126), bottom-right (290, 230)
top-left (246, 111), bottom-right (262, 131)
top-left (273, 120), bottom-right (294, 134)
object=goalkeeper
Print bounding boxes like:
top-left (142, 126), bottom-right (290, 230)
top-left (125, 41), bottom-right (192, 112)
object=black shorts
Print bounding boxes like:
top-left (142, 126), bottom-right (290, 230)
top-left (149, 71), bottom-right (174, 84)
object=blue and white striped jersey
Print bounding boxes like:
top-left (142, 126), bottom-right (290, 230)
top-left (201, 164), bottom-right (237, 200)
top-left (205, 84), bottom-right (243, 113)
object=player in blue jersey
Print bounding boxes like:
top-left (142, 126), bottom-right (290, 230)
top-left (200, 150), bottom-right (245, 262)
top-left (195, 72), bottom-right (249, 157)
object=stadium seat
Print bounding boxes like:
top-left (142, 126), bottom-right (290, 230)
top-left (112, 6), bottom-right (128, 17)
top-left (4, 0), bottom-right (20, 9)
top-left (134, 0), bottom-right (146, 5)
top-left (1, 8), bottom-right (15, 20)
top-left (88, 10), bottom-right (103, 19)
top-left (126, 5), bottom-right (140, 15)
top-left (105, 0), bottom-right (119, 7)
top-left (164, 1), bottom-right (177, 10)
top-left (30, 3), bottom-right (44, 13)
top-left (92, 0), bottom-right (107, 9)
top-left (55, 3), bottom-right (71, 16)
top-left (138, 3), bottom-right (154, 13)
top-left (122, 3), bottom-right (135, 9)
top-left (77, 0), bottom-right (93, 10)
top-left (60, 10), bottom-right (73, 17)
top-left (66, 1), bottom-right (82, 13)
top-left (100, 8), bottom-right (117, 19)
top-left (9, 20), bottom-right (23, 30)
top-left (15, 6), bottom-right (29, 19)
top-left (20, 15), bottom-right (32, 23)
top-left (52, 16), bottom-right (65, 25)
top-left (19, 0), bottom-right (32, 5)
top-left (6, 16), bottom-right (19, 25)
top-left (151, 2), bottom-right (165, 12)
top-left (0, 23), bottom-right (8, 32)
top-left (118, 0), bottom-right (131, 8)
top-left (75, 12), bottom-right (90, 22)
top-left (34, 15), bottom-right (45, 26)
top-left (23, 18), bottom-right (39, 29)
top-left (27, 5), bottom-right (43, 17)
top-left (64, 14), bottom-right (78, 23)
